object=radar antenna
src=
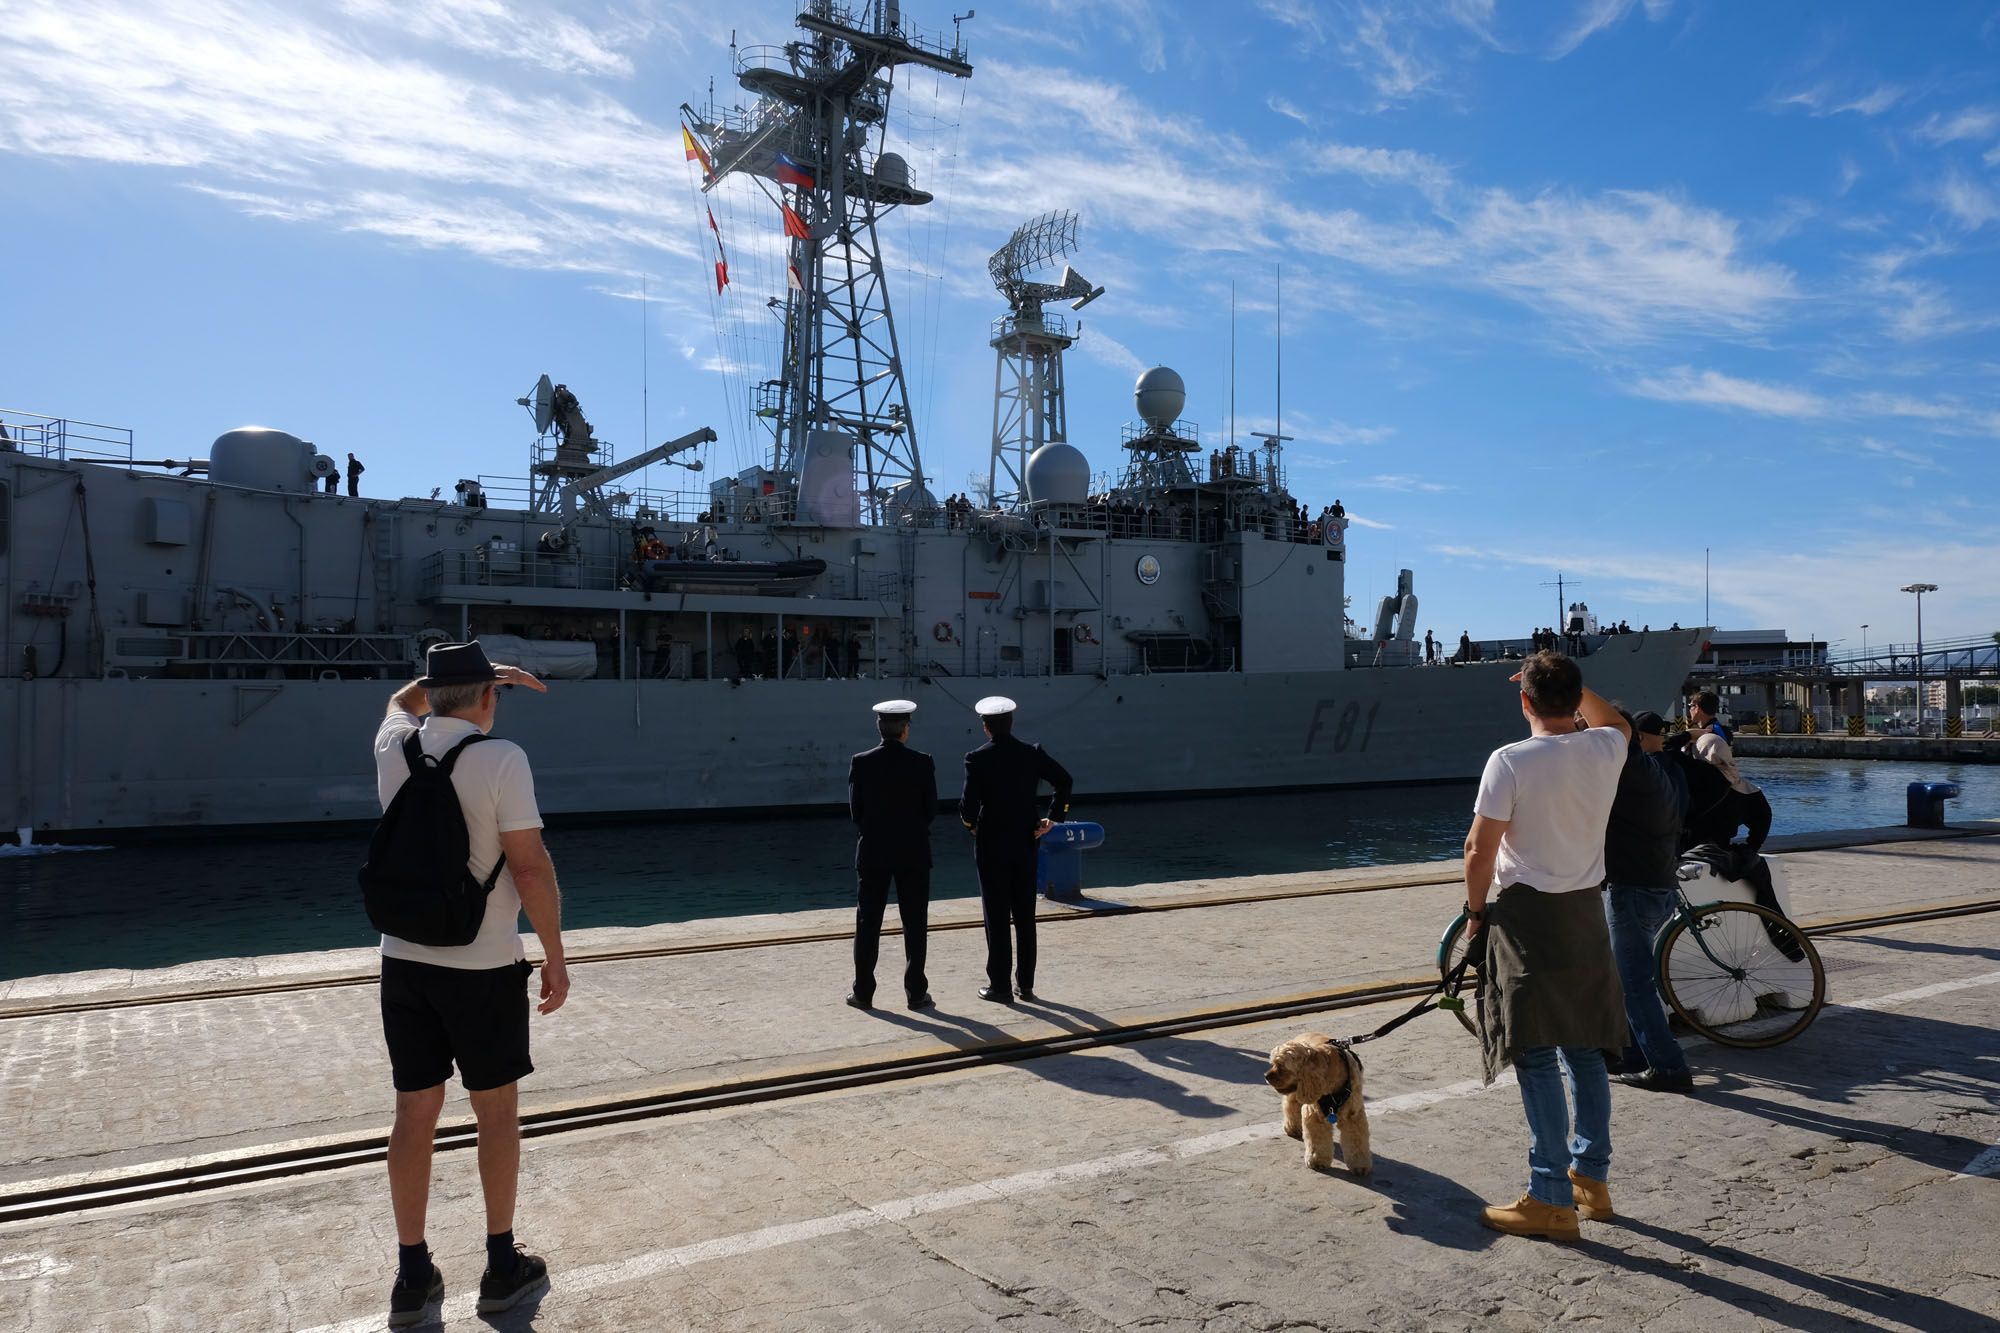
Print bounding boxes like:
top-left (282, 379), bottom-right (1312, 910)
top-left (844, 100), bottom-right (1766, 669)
top-left (986, 209), bottom-right (1103, 508)
top-left (685, 2), bottom-right (972, 524)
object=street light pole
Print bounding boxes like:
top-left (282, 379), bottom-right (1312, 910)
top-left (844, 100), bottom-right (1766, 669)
top-left (1900, 583), bottom-right (1937, 736)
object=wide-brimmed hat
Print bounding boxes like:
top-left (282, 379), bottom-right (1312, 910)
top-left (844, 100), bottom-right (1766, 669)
top-left (417, 640), bottom-right (501, 689)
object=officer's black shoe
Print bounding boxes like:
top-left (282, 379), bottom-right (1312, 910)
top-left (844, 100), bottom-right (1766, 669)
top-left (1017, 988), bottom-right (1038, 1003)
top-left (844, 992), bottom-right (874, 1010)
top-left (388, 1264), bottom-right (443, 1327)
top-left (976, 986), bottom-right (1012, 1003)
top-left (907, 992), bottom-right (934, 1010)
top-left (476, 1248), bottom-right (549, 1314)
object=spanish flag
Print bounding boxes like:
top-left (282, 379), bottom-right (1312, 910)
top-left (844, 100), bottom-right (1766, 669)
top-left (682, 126), bottom-right (712, 176)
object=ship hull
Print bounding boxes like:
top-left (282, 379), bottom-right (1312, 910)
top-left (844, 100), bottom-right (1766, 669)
top-left (3, 630), bottom-right (1699, 837)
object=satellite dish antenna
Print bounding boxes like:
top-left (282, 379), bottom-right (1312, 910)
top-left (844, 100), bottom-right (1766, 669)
top-left (515, 375), bottom-right (556, 434)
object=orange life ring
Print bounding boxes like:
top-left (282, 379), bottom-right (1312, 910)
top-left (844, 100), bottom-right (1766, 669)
top-left (933, 620), bottom-right (954, 643)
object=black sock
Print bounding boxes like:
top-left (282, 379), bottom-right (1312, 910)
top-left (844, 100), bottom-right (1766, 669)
top-left (397, 1242), bottom-right (431, 1285)
top-left (486, 1230), bottom-right (517, 1274)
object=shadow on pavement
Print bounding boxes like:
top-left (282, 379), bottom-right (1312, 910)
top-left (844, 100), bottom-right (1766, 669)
top-left (1357, 1154), bottom-right (1498, 1253)
top-left (1692, 1008), bottom-right (1999, 1173)
top-left (859, 999), bottom-right (1250, 1117)
top-left (1832, 933), bottom-right (2000, 962)
top-left (1595, 1217), bottom-right (1999, 1333)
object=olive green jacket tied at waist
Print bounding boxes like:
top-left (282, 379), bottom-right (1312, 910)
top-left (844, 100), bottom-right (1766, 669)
top-left (1477, 882), bottom-right (1627, 1084)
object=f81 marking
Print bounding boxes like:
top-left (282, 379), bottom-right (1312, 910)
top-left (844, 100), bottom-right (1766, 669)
top-left (1304, 698), bottom-right (1381, 754)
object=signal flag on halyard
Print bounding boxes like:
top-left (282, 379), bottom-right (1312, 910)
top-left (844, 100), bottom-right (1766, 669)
top-left (707, 206), bottom-right (730, 291)
top-left (774, 151), bottom-right (815, 188)
top-left (782, 203), bottom-right (810, 239)
top-left (787, 262), bottom-right (803, 291)
top-left (682, 126), bottom-right (712, 176)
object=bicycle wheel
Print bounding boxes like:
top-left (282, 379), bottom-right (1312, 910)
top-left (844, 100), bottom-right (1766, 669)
top-left (1436, 911), bottom-right (1482, 1037)
top-left (1657, 902), bottom-right (1825, 1048)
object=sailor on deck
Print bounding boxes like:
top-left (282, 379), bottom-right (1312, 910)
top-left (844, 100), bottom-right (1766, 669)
top-left (847, 700), bottom-right (936, 1011)
top-left (959, 696), bottom-right (1073, 1004)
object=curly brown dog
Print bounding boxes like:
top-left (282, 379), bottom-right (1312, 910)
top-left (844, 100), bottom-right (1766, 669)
top-left (1263, 1032), bottom-right (1372, 1173)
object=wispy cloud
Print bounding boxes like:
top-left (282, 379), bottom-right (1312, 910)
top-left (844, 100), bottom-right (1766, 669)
top-left (1938, 172), bottom-right (2000, 230)
top-left (1345, 513), bottom-right (1395, 529)
top-left (1355, 473), bottom-right (1453, 492)
top-left (1774, 83), bottom-right (1905, 118)
top-left (1631, 367), bottom-right (1829, 418)
top-left (0, 0), bottom-right (702, 275)
top-left (1632, 366), bottom-right (2000, 437)
top-left (1914, 105), bottom-right (2000, 145)
top-left (1302, 143), bottom-right (1454, 199)
top-left (1459, 189), bottom-right (1796, 338)
top-left (1267, 93), bottom-right (1315, 127)
top-left (1547, 0), bottom-right (1669, 61)
top-left (336, 0), bottom-right (657, 78)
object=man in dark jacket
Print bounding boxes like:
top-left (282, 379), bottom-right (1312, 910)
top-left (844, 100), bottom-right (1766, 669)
top-left (959, 696), bottom-right (1073, 1004)
top-left (1604, 712), bottom-right (1694, 1093)
top-left (847, 700), bottom-right (937, 1010)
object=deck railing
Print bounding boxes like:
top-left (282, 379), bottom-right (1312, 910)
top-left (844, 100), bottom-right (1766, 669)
top-left (0, 410), bottom-right (135, 464)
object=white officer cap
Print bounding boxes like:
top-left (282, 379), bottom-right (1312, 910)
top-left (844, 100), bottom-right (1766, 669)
top-left (974, 695), bottom-right (1016, 717)
top-left (872, 699), bottom-right (918, 716)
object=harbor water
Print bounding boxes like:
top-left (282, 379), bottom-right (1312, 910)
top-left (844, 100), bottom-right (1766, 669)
top-left (2, 757), bottom-right (1994, 981)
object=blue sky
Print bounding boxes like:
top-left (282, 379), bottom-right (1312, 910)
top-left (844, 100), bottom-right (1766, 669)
top-left (3, 0), bottom-right (1997, 648)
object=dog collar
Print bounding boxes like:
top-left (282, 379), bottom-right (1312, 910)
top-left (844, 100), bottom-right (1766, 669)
top-left (1315, 1044), bottom-right (1362, 1119)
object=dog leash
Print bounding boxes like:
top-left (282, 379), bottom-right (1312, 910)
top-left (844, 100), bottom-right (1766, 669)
top-left (1336, 941), bottom-right (1483, 1050)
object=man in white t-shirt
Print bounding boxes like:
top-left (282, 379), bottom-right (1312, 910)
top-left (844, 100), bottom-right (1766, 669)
top-left (372, 641), bottom-right (569, 1325)
top-left (1462, 650), bottom-right (1632, 1242)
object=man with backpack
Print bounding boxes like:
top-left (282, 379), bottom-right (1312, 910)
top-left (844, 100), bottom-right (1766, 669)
top-left (366, 641), bottom-right (568, 1325)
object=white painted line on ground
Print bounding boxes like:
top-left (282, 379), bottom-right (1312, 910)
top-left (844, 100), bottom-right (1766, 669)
top-left (1831, 968), bottom-right (2000, 1013)
top-left (1954, 1141), bottom-right (2000, 1181)
top-left (293, 968), bottom-right (2000, 1333)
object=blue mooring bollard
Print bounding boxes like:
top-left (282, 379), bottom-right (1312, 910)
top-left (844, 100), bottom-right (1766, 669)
top-left (1906, 781), bottom-right (1962, 829)
top-left (1037, 821), bottom-right (1107, 900)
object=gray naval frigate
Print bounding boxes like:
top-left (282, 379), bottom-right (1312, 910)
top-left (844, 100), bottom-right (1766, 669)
top-left (0, 0), bottom-right (1699, 840)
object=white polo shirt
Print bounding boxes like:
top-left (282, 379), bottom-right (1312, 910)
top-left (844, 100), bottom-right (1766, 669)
top-left (1473, 726), bottom-right (1629, 895)
top-left (373, 711), bottom-right (543, 970)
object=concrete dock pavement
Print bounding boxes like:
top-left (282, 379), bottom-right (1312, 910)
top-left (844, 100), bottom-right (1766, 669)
top-left (2, 825), bottom-right (1999, 1330)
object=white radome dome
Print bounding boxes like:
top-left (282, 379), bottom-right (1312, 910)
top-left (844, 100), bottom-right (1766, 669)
top-left (1134, 366), bottom-right (1185, 430)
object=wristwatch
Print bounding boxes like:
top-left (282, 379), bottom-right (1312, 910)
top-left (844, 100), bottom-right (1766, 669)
top-left (1463, 903), bottom-right (1486, 921)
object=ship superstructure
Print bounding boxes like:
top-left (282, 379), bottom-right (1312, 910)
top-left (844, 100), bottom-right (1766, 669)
top-left (0, 2), bottom-right (1701, 838)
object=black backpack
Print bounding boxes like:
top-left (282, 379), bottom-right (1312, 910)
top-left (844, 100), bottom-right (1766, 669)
top-left (360, 731), bottom-right (506, 946)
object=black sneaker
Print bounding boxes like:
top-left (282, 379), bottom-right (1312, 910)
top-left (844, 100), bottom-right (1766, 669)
top-left (388, 1264), bottom-right (443, 1327)
top-left (477, 1247), bottom-right (548, 1314)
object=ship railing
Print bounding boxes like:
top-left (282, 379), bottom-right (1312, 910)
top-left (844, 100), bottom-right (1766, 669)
top-left (0, 410), bottom-right (134, 465)
top-left (991, 312), bottom-right (1071, 343)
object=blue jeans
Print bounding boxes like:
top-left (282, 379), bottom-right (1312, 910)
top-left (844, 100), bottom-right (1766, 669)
top-left (1604, 882), bottom-right (1689, 1075)
top-left (1514, 1046), bottom-right (1611, 1206)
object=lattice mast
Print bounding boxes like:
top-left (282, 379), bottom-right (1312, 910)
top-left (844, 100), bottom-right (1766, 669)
top-left (986, 210), bottom-right (1104, 509)
top-left (686, 2), bottom-right (971, 523)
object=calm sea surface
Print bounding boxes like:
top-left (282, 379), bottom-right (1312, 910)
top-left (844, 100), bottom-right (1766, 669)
top-left (2, 757), bottom-right (1993, 980)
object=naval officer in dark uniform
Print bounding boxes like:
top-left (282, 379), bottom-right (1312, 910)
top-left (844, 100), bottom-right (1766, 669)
top-left (959, 696), bottom-right (1073, 1003)
top-left (847, 699), bottom-right (936, 1011)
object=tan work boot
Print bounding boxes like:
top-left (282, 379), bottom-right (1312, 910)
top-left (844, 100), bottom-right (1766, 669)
top-left (1479, 1194), bottom-right (1580, 1242)
top-left (1567, 1168), bottom-right (1614, 1221)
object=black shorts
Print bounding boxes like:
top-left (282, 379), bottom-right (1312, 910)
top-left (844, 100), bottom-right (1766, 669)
top-left (380, 956), bottom-right (535, 1093)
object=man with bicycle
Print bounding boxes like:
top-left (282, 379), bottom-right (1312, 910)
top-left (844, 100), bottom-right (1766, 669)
top-left (1604, 711), bottom-right (1695, 1093)
top-left (1462, 650), bottom-right (1630, 1241)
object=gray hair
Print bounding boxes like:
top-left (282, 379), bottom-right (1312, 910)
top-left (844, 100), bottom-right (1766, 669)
top-left (427, 681), bottom-right (492, 717)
